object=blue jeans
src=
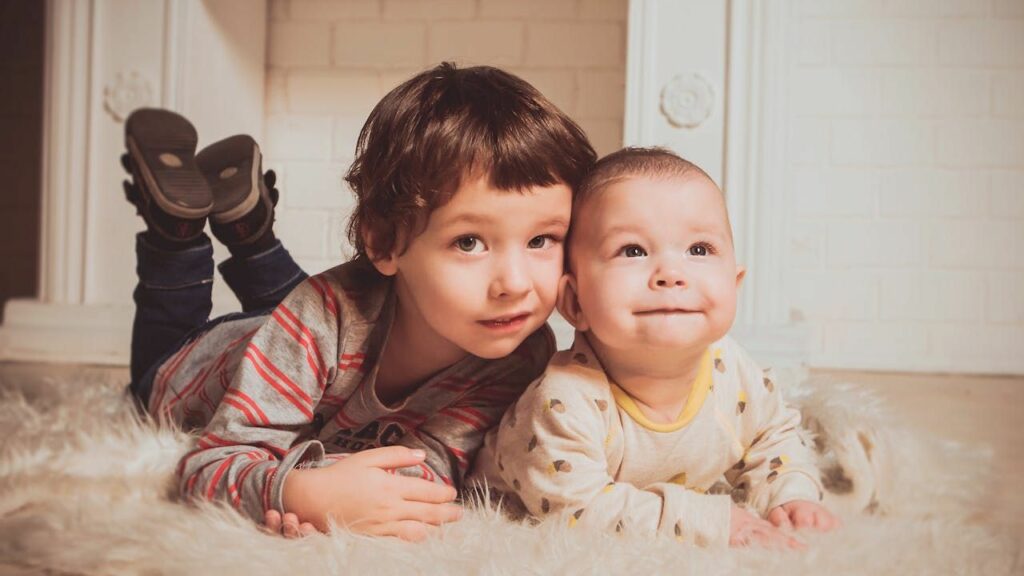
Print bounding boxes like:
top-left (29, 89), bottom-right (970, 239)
top-left (129, 233), bottom-right (307, 405)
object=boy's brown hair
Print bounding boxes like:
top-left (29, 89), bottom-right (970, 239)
top-left (345, 62), bottom-right (597, 261)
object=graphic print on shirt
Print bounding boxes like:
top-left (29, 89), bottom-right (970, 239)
top-left (331, 420), bottom-right (406, 451)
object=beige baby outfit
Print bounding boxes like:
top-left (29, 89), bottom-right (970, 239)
top-left (469, 333), bottom-right (823, 547)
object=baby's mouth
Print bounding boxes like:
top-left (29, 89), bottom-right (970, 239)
top-left (634, 308), bottom-right (698, 316)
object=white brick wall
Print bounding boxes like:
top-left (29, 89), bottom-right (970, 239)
top-left (785, 1), bottom-right (1024, 373)
top-left (265, 0), bottom-right (626, 274)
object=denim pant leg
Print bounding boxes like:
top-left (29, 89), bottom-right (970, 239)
top-left (129, 233), bottom-right (215, 397)
top-left (218, 239), bottom-right (308, 313)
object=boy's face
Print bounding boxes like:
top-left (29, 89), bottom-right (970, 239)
top-left (374, 174), bottom-right (571, 360)
top-left (562, 174), bottom-right (744, 355)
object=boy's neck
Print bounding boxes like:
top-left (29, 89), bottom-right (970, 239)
top-left (374, 299), bottom-right (468, 406)
top-left (588, 336), bottom-right (707, 424)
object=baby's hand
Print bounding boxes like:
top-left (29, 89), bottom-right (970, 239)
top-left (767, 500), bottom-right (840, 532)
top-left (262, 509), bottom-right (317, 539)
top-left (730, 505), bottom-right (804, 550)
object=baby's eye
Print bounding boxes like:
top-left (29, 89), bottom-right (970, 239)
top-left (689, 242), bottom-right (714, 256)
top-left (527, 235), bottom-right (556, 249)
top-left (619, 245), bottom-right (647, 258)
top-left (455, 236), bottom-right (485, 254)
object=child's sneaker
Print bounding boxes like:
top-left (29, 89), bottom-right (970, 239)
top-left (122, 109), bottom-right (212, 243)
top-left (195, 135), bottom-right (279, 254)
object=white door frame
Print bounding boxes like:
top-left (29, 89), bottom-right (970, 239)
top-left (0, 0), bottom-right (266, 364)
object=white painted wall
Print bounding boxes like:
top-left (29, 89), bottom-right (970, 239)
top-left (263, 0), bottom-right (628, 278)
top-left (781, 0), bottom-right (1024, 373)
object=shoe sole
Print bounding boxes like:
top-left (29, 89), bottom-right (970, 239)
top-left (196, 134), bottom-right (262, 224)
top-left (124, 109), bottom-right (212, 219)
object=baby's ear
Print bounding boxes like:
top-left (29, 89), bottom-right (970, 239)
top-left (735, 265), bottom-right (747, 290)
top-left (556, 274), bottom-right (589, 332)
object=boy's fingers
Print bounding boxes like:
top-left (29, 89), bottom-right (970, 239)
top-left (263, 510), bottom-right (282, 534)
top-left (396, 476), bottom-right (458, 504)
top-left (347, 446), bottom-right (427, 470)
top-left (299, 522), bottom-right (318, 537)
top-left (393, 502), bottom-right (463, 525)
top-left (369, 520), bottom-right (435, 542)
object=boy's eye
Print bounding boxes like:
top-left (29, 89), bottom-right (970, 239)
top-left (455, 236), bottom-right (485, 254)
top-left (527, 235), bottom-right (556, 249)
top-left (689, 242), bottom-right (714, 256)
top-left (620, 245), bottom-right (647, 258)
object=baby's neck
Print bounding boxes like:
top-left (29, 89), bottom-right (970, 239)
top-left (590, 340), bottom-right (707, 424)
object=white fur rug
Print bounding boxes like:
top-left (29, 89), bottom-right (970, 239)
top-left (0, 367), bottom-right (1017, 575)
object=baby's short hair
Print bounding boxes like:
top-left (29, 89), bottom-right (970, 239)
top-left (574, 146), bottom-right (712, 212)
top-left (567, 147), bottom-right (720, 268)
top-left (345, 62), bottom-right (596, 260)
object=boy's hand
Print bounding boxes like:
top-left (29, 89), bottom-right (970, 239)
top-left (767, 500), bottom-right (840, 532)
top-left (262, 509), bottom-right (317, 539)
top-left (729, 505), bottom-right (805, 550)
top-left (282, 446), bottom-right (463, 542)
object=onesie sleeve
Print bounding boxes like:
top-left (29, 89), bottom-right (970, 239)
top-left (491, 369), bottom-right (731, 547)
top-left (724, 348), bottom-right (823, 514)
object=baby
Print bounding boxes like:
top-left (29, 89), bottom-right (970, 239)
top-left (470, 147), bottom-right (838, 549)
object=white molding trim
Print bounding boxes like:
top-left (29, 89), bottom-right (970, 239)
top-left (722, 1), bottom-right (811, 365)
top-left (624, 0), bottom-right (657, 146)
top-left (40, 0), bottom-right (93, 305)
top-left (0, 299), bottom-right (132, 365)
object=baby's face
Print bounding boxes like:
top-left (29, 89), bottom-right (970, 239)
top-left (565, 174), bottom-right (744, 354)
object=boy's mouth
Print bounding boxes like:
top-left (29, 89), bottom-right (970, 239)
top-left (479, 312), bottom-right (531, 331)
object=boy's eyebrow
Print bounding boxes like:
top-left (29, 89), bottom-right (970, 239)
top-left (442, 214), bottom-right (569, 229)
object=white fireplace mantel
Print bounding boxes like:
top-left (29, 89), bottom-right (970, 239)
top-left (0, 0), bottom-right (266, 364)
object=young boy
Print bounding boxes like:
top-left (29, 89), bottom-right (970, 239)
top-left (470, 148), bottom-right (839, 549)
top-left (123, 63), bottom-right (596, 541)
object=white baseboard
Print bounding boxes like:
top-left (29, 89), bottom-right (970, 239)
top-left (0, 299), bottom-right (133, 365)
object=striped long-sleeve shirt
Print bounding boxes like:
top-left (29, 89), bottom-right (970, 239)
top-left (148, 259), bottom-right (554, 524)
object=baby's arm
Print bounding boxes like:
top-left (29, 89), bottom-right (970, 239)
top-left (493, 376), bottom-right (732, 547)
top-left (723, 352), bottom-right (830, 526)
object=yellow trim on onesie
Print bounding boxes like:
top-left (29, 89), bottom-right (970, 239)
top-left (610, 348), bottom-right (713, 432)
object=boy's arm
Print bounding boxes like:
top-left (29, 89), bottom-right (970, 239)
top-left (724, 357), bottom-right (823, 515)
top-left (391, 326), bottom-right (556, 488)
top-left (173, 279), bottom-right (337, 524)
top-left (492, 375), bottom-right (732, 546)
top-left (391, 377), bottom-right (525, 487)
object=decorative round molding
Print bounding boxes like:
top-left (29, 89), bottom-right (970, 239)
top-left (104, 71), bottom-right (153, 123)
top-left (660, 73), bottom-right (714, 129)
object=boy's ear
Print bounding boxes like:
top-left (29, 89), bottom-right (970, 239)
top-left (370, 251), bottom-right (399, 276)
top-left (735, 265), bottom-right (746, 289)
top-left (556, 274), bottom-right (589, 332)
top-left (362, 227), bottom-right (399, 276)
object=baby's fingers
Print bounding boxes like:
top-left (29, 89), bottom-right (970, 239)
top-left (767, 507), bottom-right (793, 530)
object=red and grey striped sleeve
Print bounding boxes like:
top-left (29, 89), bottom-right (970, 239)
top-left (176, 276), bottom-right (341, 523)
top-left (394, 326), bottom-right (555, 489)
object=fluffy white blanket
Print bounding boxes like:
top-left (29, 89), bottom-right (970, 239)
top-left (0, 368), bottom-right (1016, 575)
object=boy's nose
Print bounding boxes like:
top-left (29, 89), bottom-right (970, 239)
top-left (489, 256), bottom-right (531, 299)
